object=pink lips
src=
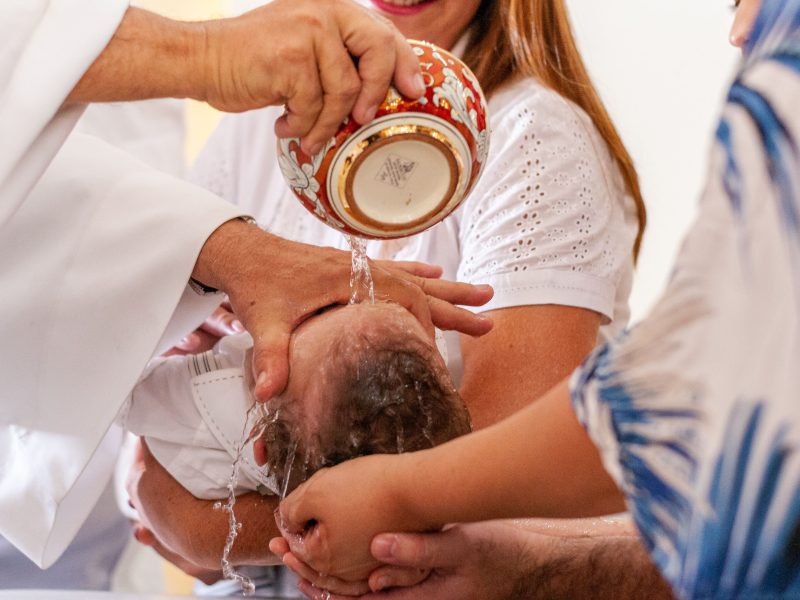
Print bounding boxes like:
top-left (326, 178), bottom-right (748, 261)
top-left (369, 0), bottom-right (437, 17)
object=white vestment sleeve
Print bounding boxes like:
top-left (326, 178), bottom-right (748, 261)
top-left (0, 0), bottom-right (130, 227)
top-left (0, 133), bottom-right (245, 568)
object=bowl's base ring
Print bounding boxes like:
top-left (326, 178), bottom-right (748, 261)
top-left (336, 126), bottom-right (462, 235)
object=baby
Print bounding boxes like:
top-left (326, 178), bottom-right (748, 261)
top-left (122, 301), bottom-right (471, 500)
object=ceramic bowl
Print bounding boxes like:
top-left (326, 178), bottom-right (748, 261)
top-left (277, 40), bottom-right (490, 239)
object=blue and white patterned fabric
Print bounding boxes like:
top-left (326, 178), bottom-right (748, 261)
top-left (571, 1), bottom-right (800, 597)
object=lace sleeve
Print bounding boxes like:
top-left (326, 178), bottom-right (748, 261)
top-left (457, 82), bottom-right (637, 319)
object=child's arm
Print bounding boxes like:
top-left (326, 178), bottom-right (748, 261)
top-left (276, 378), bottom-right (625, 581)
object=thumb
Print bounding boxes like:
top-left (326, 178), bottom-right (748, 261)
top-left (250, 325), bottom-right (291, 401)
top-left (276, 484), bottom-right (316, 537)
top-left (370, 531), bottom-right (461, 570)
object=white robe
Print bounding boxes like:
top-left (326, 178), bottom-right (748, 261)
top-left (0, 0), bottom-right (245, 568)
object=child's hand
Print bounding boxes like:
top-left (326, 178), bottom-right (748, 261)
top-left (162, 301), bottom-right (242, 357)
top-left (275, 452), bottom-right (436, 582)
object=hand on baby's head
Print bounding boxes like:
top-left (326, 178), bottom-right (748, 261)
top-left (262, 303), bottom-right (472, 582)
top-left (253, 302), bottom-right (471, 499)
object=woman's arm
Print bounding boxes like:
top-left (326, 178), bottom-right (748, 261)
top-left (276, 379), bottom-right (624, 580)
top-left (401, 379), bottom-right (624, 524)
top-left (460, 305), bottom-right (600, 429)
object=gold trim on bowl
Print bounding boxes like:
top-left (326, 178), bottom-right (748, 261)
top-left (336, 125), bottom-right (463, 233)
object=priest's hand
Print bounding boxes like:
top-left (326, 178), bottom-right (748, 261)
top-left (67, 1), bottom-right (424, 155)
top-left (200, 0), bottom-right (424, 153)
top-left (191, 219), bottom-right (493, 401)
top-left (165, 259), bottom-right (448, 357)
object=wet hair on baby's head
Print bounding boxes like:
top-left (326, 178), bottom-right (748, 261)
top-left (259, 326), bottom-right (471, 496)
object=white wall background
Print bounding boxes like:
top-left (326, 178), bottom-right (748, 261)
top-left (566, 0), bottom-right (740, 321)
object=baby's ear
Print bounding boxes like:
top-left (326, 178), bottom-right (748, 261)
top-left (253, 436), bottom-right (268, 466)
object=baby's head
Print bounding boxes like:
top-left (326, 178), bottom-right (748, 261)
top-left (256, 302), bottom-right (471, 496)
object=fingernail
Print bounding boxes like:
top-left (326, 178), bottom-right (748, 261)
top-left (478, 284), bottom-right (493, 293)
top-left (132, 526), bottom-right (144, 542)
top-left (306, 142), bottom-right (322, 156)
top-left (363, 104), bottom-right (379, 123)
top-left (372, 535), bottom-right (396, 560)
top-left (414, 73), bottom-right (426, 96)
top-left (232, 319), bottom-right (245, 333)
top-left (375, 576), bottom-right (391, 591)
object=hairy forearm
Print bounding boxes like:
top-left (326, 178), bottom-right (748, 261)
top-left (400, 379), bottom-right (625, 527)
top-left (516, 529), bottom-right (674, 600)
top-left (66, 7), bottom-right (205, 104)
top-left (189, 218), bottom-right (263, 292)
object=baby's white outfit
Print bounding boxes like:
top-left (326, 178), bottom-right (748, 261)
top-left (121, 333), bottom-right (273, 500)
top-left (121, 329), bottom-right (449, 500)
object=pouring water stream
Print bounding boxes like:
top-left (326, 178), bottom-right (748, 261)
top-left (220, 235), bottom-right (375, 594)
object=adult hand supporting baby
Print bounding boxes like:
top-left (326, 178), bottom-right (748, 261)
top-left (273, 452), bottom-right (432, 582)
top-left (130, 524), bottom-right (224, 586)
top-left (127, 438), bottom-right (281, 571)
top-left (276, 520), bottom-right (675, 600)
top-left (191, 219), bottom-right (493, 400)
top-left (275, 522), bottom-right (533, 600)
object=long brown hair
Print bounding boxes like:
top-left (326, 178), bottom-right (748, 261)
top-left (462, 0), bottom-right (646, 259)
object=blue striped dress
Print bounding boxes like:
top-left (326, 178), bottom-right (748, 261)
top-left (570, 1), bottom-right (800, 597)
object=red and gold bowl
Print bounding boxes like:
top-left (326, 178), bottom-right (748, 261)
top-left (277, 40), bottom-right (490, 239)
